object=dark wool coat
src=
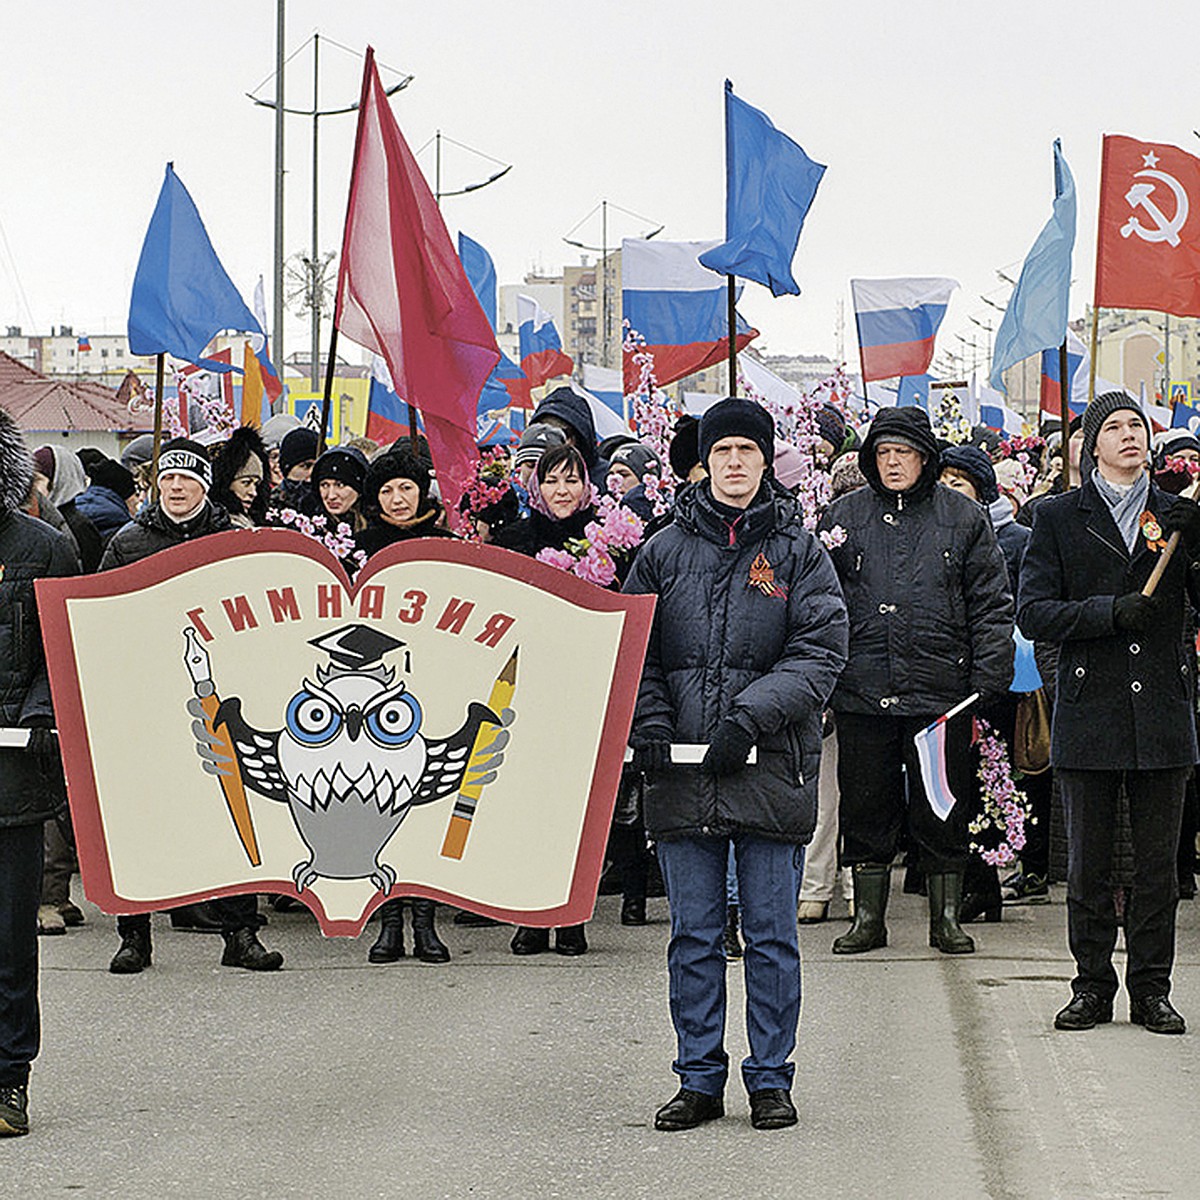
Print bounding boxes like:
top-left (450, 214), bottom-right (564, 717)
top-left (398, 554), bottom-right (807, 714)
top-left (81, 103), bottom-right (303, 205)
top-left (99, 499), bottom-right (233, 570)
top-left (0, 413), bottom-right (80, 827)
top-left (623, 482), bottom-right (848, 843)
top-left (818, 407), bottom-right (1014, 717)
top-left (1017, 474), bottom-right (1199, 770)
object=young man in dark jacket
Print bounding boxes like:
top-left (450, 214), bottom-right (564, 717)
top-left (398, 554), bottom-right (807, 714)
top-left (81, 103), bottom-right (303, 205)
top-left (818, 407), bottom-right (1013, 956)
top-left (0, 411), bottom-right (79, 1136)
top-left (101, 439), bottom-right (283, 975)
top-left (1020, 393), bottom-right (1200, 1035)
top-left (624, 397), bottom-right (848, 1133)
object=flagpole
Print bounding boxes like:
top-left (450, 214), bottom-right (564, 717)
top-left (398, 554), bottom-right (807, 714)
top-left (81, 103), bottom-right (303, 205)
top-left (727, 275), bottom-right (738, 396)
top-left (318, 324), bottom-right (338, 454)
top-left (1058, 339), bottom-right (1072, 489)
top-left (407, 402), bottom-right (419, 453)
top-left (150, 352), bottom-right (165, 502)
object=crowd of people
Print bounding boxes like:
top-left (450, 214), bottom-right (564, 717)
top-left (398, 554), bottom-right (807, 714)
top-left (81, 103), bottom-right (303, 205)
top-left (2, 378), bottom-right (1199, 1137)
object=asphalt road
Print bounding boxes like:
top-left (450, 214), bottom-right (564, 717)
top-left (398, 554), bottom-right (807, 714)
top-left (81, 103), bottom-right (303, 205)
top-left (7, 879), bottom-right (1200, 1199)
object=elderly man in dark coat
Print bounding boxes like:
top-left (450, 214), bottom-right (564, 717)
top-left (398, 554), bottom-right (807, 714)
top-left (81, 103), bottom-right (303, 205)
top-left (1020, 392), bottom-right (1200, 1034)
top-left (818, 407), bottom-right (1014, 956)
top-left (625, 397), bottom-right (848, 1133)
top-left (0, 411), bottom-right (79, 1136)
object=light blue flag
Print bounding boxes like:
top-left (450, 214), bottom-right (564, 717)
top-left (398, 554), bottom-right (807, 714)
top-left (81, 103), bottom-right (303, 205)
top-left (897, 374), bottom-right (933, 408)
top-left (128, 164), bottom-right (262, 367)
top-left (698, 81), bottom-right (826, 297)
top-left (989, 140), bottom-right (1076, 393)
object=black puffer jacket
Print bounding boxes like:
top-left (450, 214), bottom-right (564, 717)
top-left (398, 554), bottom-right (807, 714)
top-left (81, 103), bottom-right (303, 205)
top-left (99, 499), bottom-right (233, 570)
top-left (818, 407), bottom-right (1014, 716)
top-left (0, 414), bottom-right (80, 827)
top-left (623, 481), bottom-right (848, 843)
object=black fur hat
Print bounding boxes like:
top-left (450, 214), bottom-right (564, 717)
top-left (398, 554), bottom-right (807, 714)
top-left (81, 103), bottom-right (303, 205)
top-left (0, 408), bottom-right (34, 514)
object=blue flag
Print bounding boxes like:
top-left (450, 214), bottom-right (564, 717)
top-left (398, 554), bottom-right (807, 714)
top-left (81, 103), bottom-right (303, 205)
top-left (128, 164), bottom-right (262, 366)
top-left (989, 140), bottom-right (1076, 394)
top-left (698, 81), bottom-right (826, 297)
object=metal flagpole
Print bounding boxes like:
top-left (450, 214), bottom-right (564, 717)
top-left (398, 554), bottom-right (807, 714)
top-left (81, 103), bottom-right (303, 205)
top-left (318, 326), bottom-right (338, 455)
top-left (1058, 338), bottom-right (1072, 489)
top-left (151, 352), bottom-right (165, 501)
top-left (272, 0), bottom-right (285, 373)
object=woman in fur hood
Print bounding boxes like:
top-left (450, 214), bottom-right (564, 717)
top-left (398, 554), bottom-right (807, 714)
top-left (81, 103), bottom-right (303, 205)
top-left (210, 426), bottom-right (270, 528)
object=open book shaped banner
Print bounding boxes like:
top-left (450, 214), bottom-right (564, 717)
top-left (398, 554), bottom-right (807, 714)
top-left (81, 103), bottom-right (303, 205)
top-left (37, 532), bottom-right (654, 937)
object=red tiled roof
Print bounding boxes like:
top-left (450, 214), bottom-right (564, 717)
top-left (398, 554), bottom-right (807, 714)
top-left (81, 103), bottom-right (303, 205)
top-left (0, 351), bottom-right (153, 433)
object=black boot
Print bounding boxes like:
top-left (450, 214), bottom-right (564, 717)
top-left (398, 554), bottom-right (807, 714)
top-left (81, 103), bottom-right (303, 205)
top-left (928, 872), bottom-right (976, 954)
top-left (411, 900), bottom-right (450, 963)
top-left (368, 898), bottom-right (405, 963)
top-left (723, 905), bottom-right (743, 959)
top-left (832, 864), bottom-right (890, 954)
top-left (510, 925), bottom-right (550, 955)
top-left (220, 927), bottom-right (283, 971)
top-left (621, 895), bottom-right (647, 926)
top-left (554, 924), bottom-right (588, 956)
top-left (109, 926), bottom-right (152, 974)
top-left (959, 859), bottom-right (1002, 924)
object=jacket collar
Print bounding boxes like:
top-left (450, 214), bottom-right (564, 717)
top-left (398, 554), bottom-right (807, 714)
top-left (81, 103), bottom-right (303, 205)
top-left (679, 480), bottom-right (783, 548)
top-left (1076, 472), bottom-right (1164, 564)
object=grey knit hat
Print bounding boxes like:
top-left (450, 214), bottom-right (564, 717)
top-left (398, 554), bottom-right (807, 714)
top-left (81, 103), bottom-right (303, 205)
top-left (1082, 391), bottom-right (1149, 459)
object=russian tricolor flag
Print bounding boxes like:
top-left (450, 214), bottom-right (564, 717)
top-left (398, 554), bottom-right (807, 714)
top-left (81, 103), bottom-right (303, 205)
top-left (976, 379), bottom-right (1024, 435)
top-left (517, 295), bottom-right (573, 388)
top-left (851, 277), bottom-right (957, 383)
top-left (912, 693), bottom-right (977, 821)
top-left (365, 356), bottom-right (418, 444)
top-left (1039, 330), bottom-right (1087, 418)
top-left (621, 238), bottom-right (756, 392)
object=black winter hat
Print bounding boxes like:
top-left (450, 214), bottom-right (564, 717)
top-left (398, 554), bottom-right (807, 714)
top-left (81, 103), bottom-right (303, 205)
top-left (699, 397), bottom-right (775, 466)
top-left (609, 441), bottom-right (661, 481)
top-left (816, 405), bottom-right (847, 453)
top-left (157, 438), bottom-right (211, 492)
top-left (279, 428), bottom-right (320, 477)
top-left (1082, 391), bottom-right (1149, 460)
top-left (668, 415), bottom-right (701, 481)
top-left (312, 446), bottom-right (368, 493)
top-left (364, 450), bottom-right (431, 516)
top-left (90, 457), bottom-right (137, 500)
top-left (940, 443), bottom-right (1000, 505)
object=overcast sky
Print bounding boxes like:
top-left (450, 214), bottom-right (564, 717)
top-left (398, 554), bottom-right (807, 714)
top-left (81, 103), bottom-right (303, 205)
top-left (1, 1), bottom-right (1196, 372)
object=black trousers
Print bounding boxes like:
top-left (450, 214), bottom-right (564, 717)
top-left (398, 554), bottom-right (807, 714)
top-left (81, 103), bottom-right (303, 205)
top-left (0, 823), bottom-right (43, 1086)
top-left (1060, 767), bottom-right (1189, 1001)
top-left (836, 712), bottom-right (973, 872)
top-left (117, 893), bottom-right (259, 937)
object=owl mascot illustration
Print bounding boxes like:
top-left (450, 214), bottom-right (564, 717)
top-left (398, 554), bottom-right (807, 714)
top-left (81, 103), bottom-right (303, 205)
top-left (186, 624), bottom-right (513, 892)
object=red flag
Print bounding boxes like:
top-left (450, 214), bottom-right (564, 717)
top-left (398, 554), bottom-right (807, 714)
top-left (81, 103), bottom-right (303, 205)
top-left (334, 47), bottom-right (500, 516)
top-left (1095, 134), bottom-right (1200, 317)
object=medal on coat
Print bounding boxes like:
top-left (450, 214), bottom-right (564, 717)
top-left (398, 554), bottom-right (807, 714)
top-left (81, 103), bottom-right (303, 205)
top-left (1140, 510), bottom-right (1168, 552)
top-left (748, 552), bottom-right (788, 599)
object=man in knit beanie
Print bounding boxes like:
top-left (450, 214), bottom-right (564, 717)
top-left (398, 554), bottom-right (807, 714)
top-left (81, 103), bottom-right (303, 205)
top-left (1020, 390), bottom-right (1200, 1034)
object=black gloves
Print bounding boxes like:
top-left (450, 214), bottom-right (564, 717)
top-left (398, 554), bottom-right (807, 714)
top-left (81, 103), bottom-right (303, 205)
top-left (631, 741), bottom-right (671, 775)
top-left (24, 726), bottom-right (60, 778)
top-left (702, 720), bottom-right (755, 777)
top-left (1113, 592), bottom-right (1160, 633)
top-left (1162, 499), bottom-right (1200, 556)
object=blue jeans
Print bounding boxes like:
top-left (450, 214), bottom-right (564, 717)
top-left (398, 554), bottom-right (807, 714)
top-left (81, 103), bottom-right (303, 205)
top-left (657, 834), bottom-right (804, 1096)
top-left (0, 823), bottom-right (43, 1086)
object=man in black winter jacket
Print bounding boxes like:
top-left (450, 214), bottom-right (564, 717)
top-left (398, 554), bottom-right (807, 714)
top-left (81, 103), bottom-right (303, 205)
top-left (818, 407), bottom-right (1013, 956)
top-left (101, 439), bottom-right (283, 976)
top-left (0, 411), bottom-right (79, 1137)
top-left (1020, 393), bottom-right (1200, 1035)
top-left (625, 397), bottom-right (848, 1133)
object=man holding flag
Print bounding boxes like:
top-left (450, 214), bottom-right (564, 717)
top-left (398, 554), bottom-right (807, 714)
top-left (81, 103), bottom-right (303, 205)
top-left (818, 407), bottom-right (1013, 956)
top-left (1019, 393), bottom-right (1200, 1034)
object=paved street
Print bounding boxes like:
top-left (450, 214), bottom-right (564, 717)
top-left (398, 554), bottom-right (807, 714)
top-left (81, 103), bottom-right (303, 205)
top-left (7, 879), bottom-right (1200, 1199)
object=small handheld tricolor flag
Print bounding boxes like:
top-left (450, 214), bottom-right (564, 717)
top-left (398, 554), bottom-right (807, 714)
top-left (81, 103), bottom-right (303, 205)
top-left (912, 692), bottom-right (978, 822)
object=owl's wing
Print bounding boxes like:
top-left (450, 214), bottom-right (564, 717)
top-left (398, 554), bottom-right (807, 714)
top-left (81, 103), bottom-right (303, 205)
top-left (411, 701), bottom-right (509, 807)
top-left (187, 695), bottom-right (290, 805)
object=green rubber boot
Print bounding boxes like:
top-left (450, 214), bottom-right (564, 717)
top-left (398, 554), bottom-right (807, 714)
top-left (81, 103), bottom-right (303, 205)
top-left (832, 864), bottom-right (890, 954)
top-left (928, 872), bottom-right (976, 954)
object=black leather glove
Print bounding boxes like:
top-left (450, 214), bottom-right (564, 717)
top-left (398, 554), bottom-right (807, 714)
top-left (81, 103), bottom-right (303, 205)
top-left (1162, 500), bottom-right (1200, 555)
top-left (631, 741), bottom-right (671, 775)
top-left (702, 720), bottom-right (755, 777)
top-left (25, 726), bottom-right (60, 778)
top-left (1113, 592), bottom-right (1160, 633)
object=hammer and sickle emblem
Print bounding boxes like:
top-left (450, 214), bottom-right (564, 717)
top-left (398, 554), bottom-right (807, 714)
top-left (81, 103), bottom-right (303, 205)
top-left (1121, 168), bottom-right (1189, 247)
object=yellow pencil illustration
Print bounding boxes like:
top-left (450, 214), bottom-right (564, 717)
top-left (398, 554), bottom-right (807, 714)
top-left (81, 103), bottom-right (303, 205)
top-left (183, 626), bottom-right (262, 867)
top-left (440, 647), bottom-right (517, 860)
